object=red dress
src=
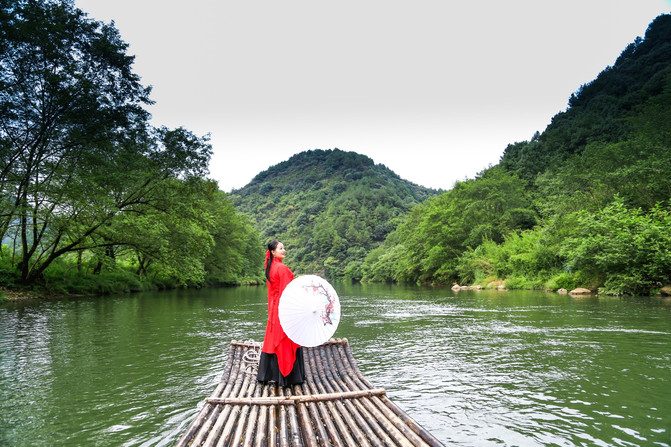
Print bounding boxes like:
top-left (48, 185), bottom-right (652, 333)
top-left (259, 258), bottom-right (303, 380)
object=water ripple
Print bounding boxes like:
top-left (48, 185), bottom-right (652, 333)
top-left (2, 287), bottom-right (671, 446)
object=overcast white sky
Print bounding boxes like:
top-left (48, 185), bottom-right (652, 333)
top-left (75, 0), bottom-right (670, 192)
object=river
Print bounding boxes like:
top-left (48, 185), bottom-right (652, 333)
top-left (1, 284), bottom-right (670, 446)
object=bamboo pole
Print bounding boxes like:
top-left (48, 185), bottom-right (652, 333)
top-left (329, 339), bottom-right (442, 447)
top-left (324, 337), bottom-right (349, 345)
top-left (268, 384), bottom-right (278, 447)
top-left (243, 380), bottom-right (264, 447)
top-left (338, 342), bottom-right (430, 446)
top-left (305, 346), bottom-right (348, 446)
top-left (199, 399), bottom-right (232, 446)
top-left (331, 343), bottom-right (407, 447)
top-left (342, 338), bottom-right (445, 447)
top-left (177, 339), bottom-right (443, 447)
top-left (311, 344), bottom-right (360, 446)
top-left (189, 343), bottom-right (246, 447)
top-left (285, 386), bottom-right (305, 447)
top-left (324, 343), bottom-right (389, 447)
top-left (338, 342), bottom-right (433, 446)
top-left (378, 395), bottom-right (445, 447)
top-left (339, 341), bottom-right (442, 447)
top-left (230, 339), bottom-right (265, 348)
top-left (312, 344), bottom-right (364, 446)
top-left (293, 386), bottom-right (320, 447)
top-left (302, 347), bottom-right (343, 447)
top-left (341, 340), bottom-right (376, 389)
top-left (297, 381), bottom-right (329, 447)
top-left (206, 388), bottom-right (387, 406)
top-left (253, 384), bottom-right (271, 447)
top-left (211, 341), bottom-right (238, 398)
top-left (279, 385), bottom-right (289, 447)
top-left (200, 344), bottom-right (250, 446)
top-left (367, 396), bottom-right (431, 447)
top-left (202, 345), bottom-right (248, 447)
top-left (214, 352), bottom-right (253, 447)
top-left (318, 345), bottom-right (373, 447)
top-left (351, 396), bottom-right (400, 447)
top-left (335, 343), bottom-right (423, 445)
top-left (229, 379), bottom-right (259, 446)
top-left (174, 340), bottom-right (238, 447)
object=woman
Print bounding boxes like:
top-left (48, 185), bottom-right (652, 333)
top-left (257, 240), bottom-right (305, 386)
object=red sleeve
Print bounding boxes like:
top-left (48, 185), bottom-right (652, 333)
top-left (275, 264), bottom-right (299, 376)
top-left (277, 264), bottom-right (294, 295)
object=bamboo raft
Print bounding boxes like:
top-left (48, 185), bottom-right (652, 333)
top-left (176, 338), bottom-right (444, 447)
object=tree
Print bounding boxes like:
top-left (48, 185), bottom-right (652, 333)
top-left (202, 186), bottom-right (263, 285)
top-left (561, 198), bottom-right (671, 295)
top-left (0, 1), bottom-right (212, 284)
top-left (374, 166), bottom-right (537, 283)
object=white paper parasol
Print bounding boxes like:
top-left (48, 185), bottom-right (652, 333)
top-left (278, 275), bottom-right (341, 347)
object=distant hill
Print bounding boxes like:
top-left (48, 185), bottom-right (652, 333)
top-left (500, 13), bottom-right (671, 183)
top-left (230, 148), bottom-right (439, 280)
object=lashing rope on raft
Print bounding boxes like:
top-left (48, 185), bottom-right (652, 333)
top-left (241, 340), bottom-right (262, 375)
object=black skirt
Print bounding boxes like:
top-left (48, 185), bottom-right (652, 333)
top-left (257, 348), bottom-right (305, 386)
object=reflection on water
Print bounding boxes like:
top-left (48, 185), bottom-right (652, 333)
top-left (1, 285), bottom-right (670, 446)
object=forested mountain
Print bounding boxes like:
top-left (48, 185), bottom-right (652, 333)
top-left (500, 13), bottom-right (671, 186)
top-left (362, 14), bottom-right (671, 295)
top-left (230, 149), bottom-right (438, 280)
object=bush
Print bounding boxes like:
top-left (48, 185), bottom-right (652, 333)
top-left (504, 276), bottom-right (529, 289)
top-left (561, 198), bottom-right (671, 295)
top-left (0, 267), bottom-right (17, 289)
top-left (456, 243), bottom-right (498, 284)
top-left (0, 248), bottom-right (18, 288)
top-left (36, 262), bottom-right (159, 296)
top-left (504, 275), bottom-right (545, 290)
top-left (456, 227), bottom-right (565, 287)
top-left (544, 272), bottom-right (581, 291)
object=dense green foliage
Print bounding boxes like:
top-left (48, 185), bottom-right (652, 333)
top-left (230, 149), bottom-right (438, 280)
top-left (0, 0), bottom-right (262, 296)
top-left (453, 198), bottom-right (671, 295)
top-left (360, 14), bottom-right (671, 295)
top-left (360, 166), bottom-right (537, 283)
top-left (500, 14), bottom-right (671, 182)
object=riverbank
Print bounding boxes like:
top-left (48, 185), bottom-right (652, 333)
top-left (0, 286), bottom-right (42, 302)
top-left (0, 286), bottom-right (97, 303)
top-left (450, 283), bottom-right (597, 295)
top-left (449, 282), bottom-right (671, 297)
top-left (0, 266), bottom-right (175, 303)
top-left (0, 276), bottom-right (263, 304)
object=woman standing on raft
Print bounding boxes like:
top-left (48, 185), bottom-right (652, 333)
top-left (257, 240), bottom-right (305, 386)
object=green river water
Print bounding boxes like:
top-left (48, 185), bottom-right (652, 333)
top-left (1, 284), bottom-right (670, 446)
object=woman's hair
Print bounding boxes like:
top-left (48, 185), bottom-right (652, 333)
top-left (265, 240), bottom-right (280, 282)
